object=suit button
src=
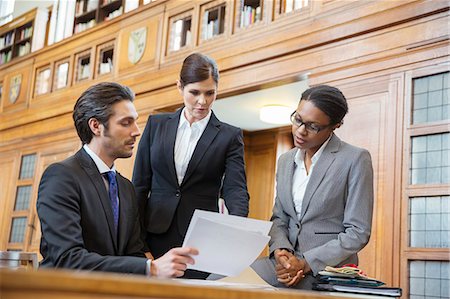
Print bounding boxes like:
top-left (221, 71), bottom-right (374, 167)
top-left (175, 190), bottom-right (181, 197)
top-left (296, 223), bottom-right (300, 229)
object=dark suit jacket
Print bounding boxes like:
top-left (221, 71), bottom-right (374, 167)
top-left (132, 109), bottom-right (249, 238)
top-left (37, 148), bottom-right (147, 274)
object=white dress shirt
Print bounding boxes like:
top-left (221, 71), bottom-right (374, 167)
top-left (174, 108), bottom-right (211, 185)
top-left (292, 134), bottom-right (332, 221)
top-left (83, 144), bottom-right (118, 208)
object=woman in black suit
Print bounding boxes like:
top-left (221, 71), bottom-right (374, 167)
top-left (132, 53), bottom-right (249, 278)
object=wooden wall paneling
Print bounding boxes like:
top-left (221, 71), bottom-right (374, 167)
top-left (1, 61), bottom-right (33, 114)
top-left (244, 130), bottom-right (277, 221)
top-left (0, 153), bottom-right (20, 250)
top-left (117, 10), bottom-right (164, 74)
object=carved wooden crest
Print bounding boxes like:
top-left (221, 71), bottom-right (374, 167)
top-left (128, 27), bottom-right (147, 64)
top-left (9, 74), bottom-right (22, 104)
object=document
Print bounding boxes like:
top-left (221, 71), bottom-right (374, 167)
top-left (182, 210), bottom-right (272, 276)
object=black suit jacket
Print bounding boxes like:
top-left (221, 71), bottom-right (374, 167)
top-left (133, 109), bottom-right (249, 237)
top-left (37, 148), bottom-right (147, 274)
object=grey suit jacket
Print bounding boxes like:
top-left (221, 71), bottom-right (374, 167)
top-left (269, 134), bottom-right (374, 275)
top-left (37, 148), bottom-right (147, 274)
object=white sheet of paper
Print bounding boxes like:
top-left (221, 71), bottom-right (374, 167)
top-left (182, 210), bottom-right (272, 276)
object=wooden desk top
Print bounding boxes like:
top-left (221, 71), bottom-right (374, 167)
top-left (0, 268), bottom-right (363, 299)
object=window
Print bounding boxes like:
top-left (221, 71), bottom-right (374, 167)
top-left (53, 59), bottom-right (70, 90)
top-left (75, 49), bottom-right (91, 82)
top-left (409, 261), bottom-right (450, 298)
top-left (7, 153), bottom-right (37, 251)
top-left (96, 41), bottom-right (114, 76)
top-left (279, 0), bottom-right (309, 14)
top-left (34, 66), bottom-right (52, 96)
top-left (403, 68), bottom-right (450, 298)
top-left (168, 11), bottom-right (192, 53)
top-left (200, 1), bottom-right (227, 42)
top-left (236, 0), bottom-right (263, 29)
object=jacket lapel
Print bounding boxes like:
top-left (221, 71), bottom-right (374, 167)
top-left (164, 110), bottom-right (181, 187)
top-left (300, 134), bottom-right (340, 220)
top-left (282, 149), bottom-right (299, 220)
top-left (181, 112), bottom-right (220, 185)
top-left (77, 149), bottom-right (118, 251)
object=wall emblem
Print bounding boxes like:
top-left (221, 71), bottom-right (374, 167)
top-left (9, 74), bottom-right (22, 104)
top-left (128, 27), bottom-right (147, 64)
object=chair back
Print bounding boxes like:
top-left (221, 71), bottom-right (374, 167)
top-left (0, 251), bottom-right (38, 270)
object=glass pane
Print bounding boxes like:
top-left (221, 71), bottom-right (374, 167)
top-left (409, 196), bottom-right (450, 248)
top-left (14, 185), bottom-right (32, 211)
top-left (412, 72), bottom-right (450, 124)
top-left (9, 217), bottom-right (27, 243)
top-left (410, 133), bottom-right (450, 184)
top-left (409, 261), bottom-right (450, 299)
top-left (19, 154), bottom-right (36, 179)
top-left (55, 62), bottom-right (69, 89)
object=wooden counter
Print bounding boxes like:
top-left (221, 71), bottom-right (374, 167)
top-left (0, 268), bottom-right (363, 299)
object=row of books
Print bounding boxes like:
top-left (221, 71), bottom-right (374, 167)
top-left (17, 42), bottom-right (31, 57)
top-left (0, 32), bottom-right (14, 49)
top-left (74, 19), bottom-right (97, 34)
top-left (78, 62), bottom-right (91, 80)
top-left (239, 5), bottom-right (261, 28)
top-left (18, 26), bottom-right (33, 41)
top-left (105, 7), bottom-right (123, 21)
top-left (313, 265), bottom-right (402, 297)
top-left (75, 0), bottom-right (99, 16)
top-left (0, 50), bottom-right (12, 65)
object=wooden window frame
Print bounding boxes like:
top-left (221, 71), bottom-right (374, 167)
top-left (233, 0), bottom-right (265, 33)
top-left (273, 0), bottom-right (312, 21)
top-left (33, 64), bottom-right (52, 98)
top-left (74, 48), bottom-right (93, 83)
top-left (53, 58), bottom-right (71, 91)
top-left (401, 64), bottom-right (450, 298)
top-left (6, 152), bottom-right (39, 252)
top-left (198, 0), bottom-right (229, 45)
top-left (166, 10), bottom-right (194, 56)
top-left (95, 40), bottom-right (115, 78)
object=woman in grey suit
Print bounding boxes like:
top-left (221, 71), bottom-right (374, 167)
top-left (252, 85), bottom-right (374, 289)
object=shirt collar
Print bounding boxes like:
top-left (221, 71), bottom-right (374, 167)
top-left (178, 107), bottom-right (212, 130)
top-left (294, 133), bottom-right (333, 166)
top-left (83, 144), bottom-right (116, 174)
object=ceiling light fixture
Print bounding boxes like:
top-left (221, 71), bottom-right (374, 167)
top-left (259, 105), bottom-right (292, 125)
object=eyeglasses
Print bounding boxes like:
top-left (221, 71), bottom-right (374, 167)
top-left (290, 111), bottom-right (330, 134)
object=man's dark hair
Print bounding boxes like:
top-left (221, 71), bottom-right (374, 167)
top-left (73, 82), bottom-right (135, 144)
top-left (179, 53), bottom-right (219, 88)
top-left (300, 85), bottom-right (348, 125)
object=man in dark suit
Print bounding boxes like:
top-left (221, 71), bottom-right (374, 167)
top-left (37, 82), bottom-right (197, 277)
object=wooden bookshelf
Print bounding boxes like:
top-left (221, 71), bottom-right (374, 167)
top-left (74, 0), bottom-right (124, 34)
top-left (0, 8), bottom-right (48, 66)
